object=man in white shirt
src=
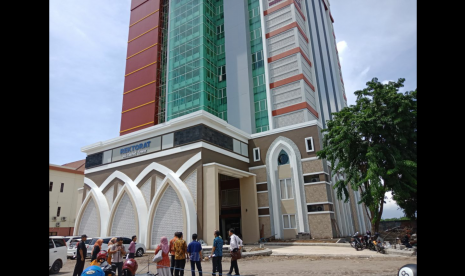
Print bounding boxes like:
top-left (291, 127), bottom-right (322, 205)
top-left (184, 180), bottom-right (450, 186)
top-left (227, 228), bottom-right (242, 276)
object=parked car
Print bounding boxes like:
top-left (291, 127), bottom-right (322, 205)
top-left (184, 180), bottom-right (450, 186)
top-left (49, 237), bottom-right (67, 274)
top-left (64, 236), bottom-right (80, 244)
top-left (67, 237), bottom-right (94, 259)
top-left (88, 237), bottom-right (146, 257)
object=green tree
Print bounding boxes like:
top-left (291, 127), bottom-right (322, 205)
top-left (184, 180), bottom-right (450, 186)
top-left (317, 78), bottom-right (417, 233)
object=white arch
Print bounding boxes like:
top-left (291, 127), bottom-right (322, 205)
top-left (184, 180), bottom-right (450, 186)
top-left (145, 162), bottom-right (197, 245)
top-left (98, 171), bottom-right (148, 244)
top-left (266, 137), bottom-right (308, 239)
top-left (108, 185), bottom-right (139, 238)
top-left (74, 178), bottom-right (109, 236)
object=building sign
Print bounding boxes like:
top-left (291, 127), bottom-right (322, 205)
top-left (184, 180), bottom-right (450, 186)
top-left (111, 137), bottom-right (162, 162)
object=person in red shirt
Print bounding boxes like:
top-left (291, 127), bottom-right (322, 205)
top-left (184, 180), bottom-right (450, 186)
top-left (169, 232), bottom-right (179, 276)
top-left (155, 236), bottom-right (171, 276)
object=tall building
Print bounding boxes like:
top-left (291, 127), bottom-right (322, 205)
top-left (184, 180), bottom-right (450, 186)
top-left (76, 0), bottom-right (368, 246)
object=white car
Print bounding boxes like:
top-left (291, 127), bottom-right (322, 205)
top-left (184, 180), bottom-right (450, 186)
top-left (49, 237), bottom-right (67, 274)
top-left (88, 237), bottom-right (147, 258)
top-left (67, 238), bottom-right (93, 259)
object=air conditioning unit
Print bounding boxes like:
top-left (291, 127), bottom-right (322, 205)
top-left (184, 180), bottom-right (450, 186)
top-left (52, 216), bottom-right (57, 221)
top-left (56, 222), bottom-right (60, 227)
top-left (61, 217), bottom-right (67, 221)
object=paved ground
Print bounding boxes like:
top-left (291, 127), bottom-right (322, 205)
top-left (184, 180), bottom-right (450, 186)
top-left (55, 245), bottom-right (416, 275)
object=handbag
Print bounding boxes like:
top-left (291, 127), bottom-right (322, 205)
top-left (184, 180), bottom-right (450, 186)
top-left (152, 246), bottom-right (163, 263)
top-left (230, 236), bottom-right (242, 260)
top-left (230, 249), bottom-right (241, 261)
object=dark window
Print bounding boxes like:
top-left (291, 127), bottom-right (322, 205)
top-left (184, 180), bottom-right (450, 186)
top-left (306, 138), bottom-right (313, 151)
top-left (49, 182), bottom-right (53, 191)
top-left (102, 238), bottom-right (111, 244)
top-left (60, 183), bottom-right (64, 193)
top-left (304, 175), bottom-right (321, 183)
top-left (123, 238), bottom-right (132, 244)
top-left (49, 239), bottom-right (55, 249)
top-left (57, 207), bottom-right (61, 217)
top-left (257, 184), bottom-right (268, 192)
top-left (258, 208), bottom-right (270, 215)
top-left (84, 239), bottom-right (93, 245)
top-left (254, 148), bottom-right (260, 161)
top-left (53, 239), bottom-right (66, 247)
top-left (307, 204), bottom-right (324, 212)
top-left (277, 150), bottom-right (289, 165)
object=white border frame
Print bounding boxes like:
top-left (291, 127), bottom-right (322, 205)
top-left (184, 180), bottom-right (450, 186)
top-left (253, 147), bottom-right (261, 162)
top-left (305, 137), bottom-right (314, 152)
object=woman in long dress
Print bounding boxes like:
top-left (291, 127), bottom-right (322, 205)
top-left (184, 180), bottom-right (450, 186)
top-left (155, 236), bottom-right (171, 276)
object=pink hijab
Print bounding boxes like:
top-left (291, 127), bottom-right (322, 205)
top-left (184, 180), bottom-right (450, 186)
top-left (160, 236), bottom-right (169, 253)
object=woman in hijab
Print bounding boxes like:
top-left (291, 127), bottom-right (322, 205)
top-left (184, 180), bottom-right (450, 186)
top-left (90, 239), bottom-right (103, 265)
top-left (154, 236), bottom-right (171, 276)
top-left (107, 237), bottom-right (117, 264)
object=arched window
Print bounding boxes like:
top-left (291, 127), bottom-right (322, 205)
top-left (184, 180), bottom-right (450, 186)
top-left (277, 150), bottom-right (289, 165)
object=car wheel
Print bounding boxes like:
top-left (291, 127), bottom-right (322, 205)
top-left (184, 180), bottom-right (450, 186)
top-left (136, 248), bottom-right (144, 257)
top-left (50, 260), bottom-right (62, 274)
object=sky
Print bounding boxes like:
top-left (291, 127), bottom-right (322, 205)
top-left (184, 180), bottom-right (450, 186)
top-left (49, 0), bottom-right (416, 219)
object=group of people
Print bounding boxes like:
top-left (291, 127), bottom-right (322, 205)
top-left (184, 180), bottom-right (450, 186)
top-left (72, 229), bottom-right (243, 276)
top-left (154, 228), bottom-right (243, 276)
top-left (72, 234), bottom-right (139, 276)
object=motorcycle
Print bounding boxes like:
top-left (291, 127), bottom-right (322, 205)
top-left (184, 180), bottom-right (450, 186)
top-left (372, 232), bottom-right (385, 254)
top-left (350, 232), bottom-right (364, 251)
top-left (122, 257), bottom-right (158, 276)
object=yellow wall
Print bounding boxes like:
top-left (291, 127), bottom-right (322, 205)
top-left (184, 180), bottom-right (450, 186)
top-left (240, 176), bottom-right (260, 243)
top-left (49, 168), bottom-right (84, 228)
top-left (202, 166), bottom-right (219, 244)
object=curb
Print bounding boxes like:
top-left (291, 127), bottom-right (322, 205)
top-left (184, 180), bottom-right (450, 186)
top-left (242, 248), bottom-right (273, 257)
top-left (385, 248), bottom-right (416, 257)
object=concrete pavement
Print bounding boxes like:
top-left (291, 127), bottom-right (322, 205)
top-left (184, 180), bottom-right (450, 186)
top-left (267, 245), bottom-right (413, 258)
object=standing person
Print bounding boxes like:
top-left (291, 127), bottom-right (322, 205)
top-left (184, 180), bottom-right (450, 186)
top-left (72, 234), bottom-right (88, 276)
top-left (155, 236), bottom-right (171, 276)
top-left (174, 232), bottom-right (188, 276)
top-left (211, 230), bottom-right (223, 276)
top-left (128, 235), bottom-right (137, 259)
top-left (227, 228), bottom-right (242, 276)
top-left (187, 233), bottom-right (203, 276)
top-left (107, 237), bottom-right (117, 265)
top-left (90, 239), bottom-right (103, 264)
top-left (108, 237), bottom-right (127, 276)
top-left (169, 232), bottom-right (179, 276)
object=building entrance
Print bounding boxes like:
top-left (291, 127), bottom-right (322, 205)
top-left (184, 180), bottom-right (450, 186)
top-left (218, 174), bottom-right (241, 244)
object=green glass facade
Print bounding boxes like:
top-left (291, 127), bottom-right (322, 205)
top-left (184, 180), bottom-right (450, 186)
top-left (166, 0), bottom-right (226, 121)
top-left (248, 0), bottom-right (269, 133)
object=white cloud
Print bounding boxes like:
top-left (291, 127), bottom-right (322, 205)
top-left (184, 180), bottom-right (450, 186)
top-left (381, 191), bottom-right (405, 219)
top-left (381, 80), bottom-right (394, 84)
top-left (337, 40), bottom-right (348, 54)
top-left (360, 66), bottom-right (370, 77)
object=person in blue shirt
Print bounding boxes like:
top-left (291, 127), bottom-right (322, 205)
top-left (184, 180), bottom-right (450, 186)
top-left (210, 230), bottom-right (223, 276)
top-left (187, 233), bottom-right (203, 276)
